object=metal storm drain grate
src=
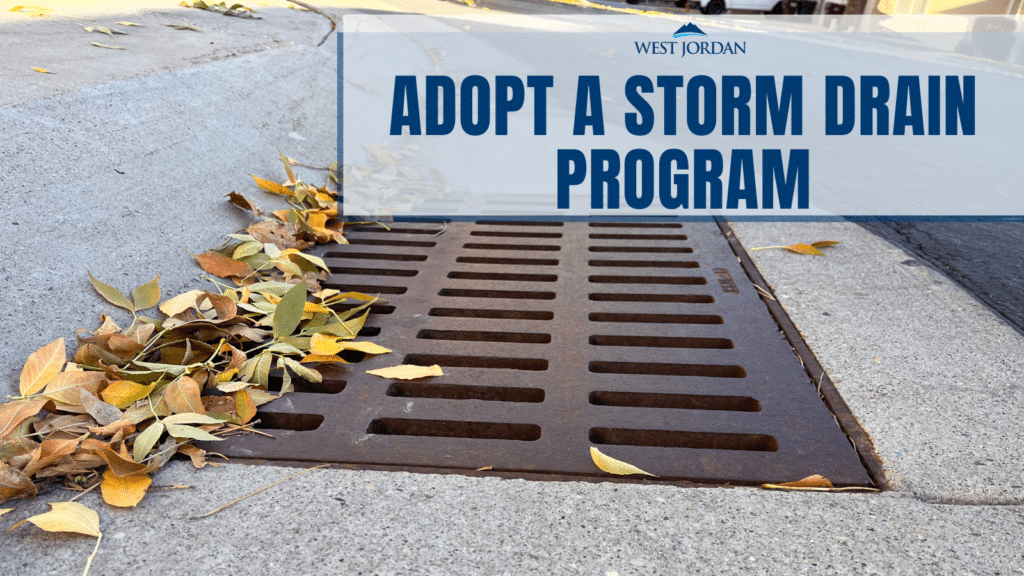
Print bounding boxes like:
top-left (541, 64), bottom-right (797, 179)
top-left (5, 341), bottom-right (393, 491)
top-left (213, 221), bottom-right (874, 486)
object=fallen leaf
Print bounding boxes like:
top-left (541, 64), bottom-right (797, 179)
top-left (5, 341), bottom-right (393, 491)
top-left (43, 371), bottom-right (105, 405)
top-left (88, 272), bottom-right (134, 312)
top-left (194, 251), bottom-right (254, 279)
top-left (776, 474), bottom-right (834, 488)
top-left (19, 337), bottom-right (66, 396)
top-left (273, 281), bottom-right (307, 339)
top-left (0, 461), bottom-right (37, 503)
top-left (8, 501), bottom-right (100, 537)
top-left (91, 42), bottom-right (126, 50)
top-left (475, 465), bottom-right (492, 471)
top-left (811, 240), bottom-right (842, 248)
top-left (590, 446), bottom-right (657, 477)
top-left (366, 364), bottom-right (443, 380)
top-left (159, 289), bottom-right (203, 316)
top-left (32, 66), bottom-right (53, 74)
top-left (341, 341), bottom-right (391, 355)
top-left (101, 380), bottom-right (154, 409)
top-left (163, 376), bottom-right (206, 415)
top-left (79, 389), bottom-right (123, 426)
top-left (165, 22), bottom-right (201, 31)
top-left (0, 509), bottom-right (12, 517)
top-left (101, 469), bottom-right (151, 507)
top-left (133, 422), bottom-right (164, 463)
top-left (750, 241), bottom-right (841, 256)
top-left (250, 174), bottom-right (293, 197)
top-left (0, 399), bottom-right (47, 438)
top-left (131, 275), bottom-right (161, 311)
top-left (232, 390), bottom-right (256, 424)
top-left (177, 444), bottom-right (208, 468)
top-left (226, 191), bottom-right (263, 219)
top-left (115, 21), bottom-right (142, 26)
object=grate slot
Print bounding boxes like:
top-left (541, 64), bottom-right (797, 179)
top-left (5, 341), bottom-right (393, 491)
top-left (590, 246), bottom-right (693, 254)
top-left (347, 238), bottom-right (437, 248)
top-left (368, 418), bottom-right (542, 441)
top-left (589, 275), bottom-right (707, 286)
top-left (589, 391), bottom-right (759, 412)
top-left (324, 284), bottom-right (407, 295)
top-left (418, 330), bottom-right (551, 344)
top-left (470, 231), bottom-right (563, 239)
top-left (590, 427), bottom-right (778, 451)
top-left (589, 313), bottom-right (723, 324)
top-left (456, 256), bottom-right (559, 266)
top-left (589, 293), bottom-right (714, 304)
top-left (348, 226), bottom-right (443, 235)
top-left (254, 413), bottom-right (325, 431)
top-left (330, 267), bottom-right (418, 277)
top-left (589, 260), bottom-right (699, 269)
top-left (268, 376), bottom-right (347, 394)
top-left (405, 354), bottom-right (549, 371)
top-left (439, 288), bottom-right (556, 300)
top-left (589, 223), bottom-right (683, 228)
top-left (324, 252), bottom-right (428, 262)
top-left (387, 382), bottom-right (545, 403)
top-left (589, 335), bottom-right (733, 349)
top-left (429, 308), bottom-right (554, 321)
top-left (589, 234), bottom-right (688, 240)
top-left (589, 361), bottom-right (745, 378)
top-left (463, 243), bottom-right (560, 252)
top-left (447, 271), bottom-right (557, 283)
top-left (475, 221), bottom-right (564, 227)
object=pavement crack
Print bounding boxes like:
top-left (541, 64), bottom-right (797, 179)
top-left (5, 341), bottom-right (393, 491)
top-left (287, 1), bottom-right (338, 47)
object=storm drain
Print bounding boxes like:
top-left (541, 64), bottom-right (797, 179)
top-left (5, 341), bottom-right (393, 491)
top-left (214, 221), bottom-right (874, 486)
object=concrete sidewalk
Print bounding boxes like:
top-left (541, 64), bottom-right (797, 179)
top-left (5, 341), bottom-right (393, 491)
top-left (3, 2), bottom-right (1023, 574)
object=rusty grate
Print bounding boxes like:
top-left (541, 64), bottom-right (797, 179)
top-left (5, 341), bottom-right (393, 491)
top-left (212, 221), bottom-right (873, 486)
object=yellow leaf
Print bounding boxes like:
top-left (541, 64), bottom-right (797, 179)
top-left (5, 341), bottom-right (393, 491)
top-left (299, 354), bottom-right (349, 364)
top-left (31, 67), bottom-right (53, 74)
top-left (91, 42), bottom-right (126, 50)
top-left (309, 333), bottom-right (341, 355)
top-left (101, 380), bottom-right (155, 409)
top-left (43, 370), bottom-right (106, 406)
top-left (131, 275), bottom-right (161, 310)
top-left (8, 502), bottom-right (100, 537)
top-left (0, 509), bottom-right (12, 517)
top-left (250, 174), bottom-right (294, 197)
top-left (100, 469), bottom-right (151, 508)
top-left (366, 364), bottom-right (443, 380)
top-left (115, 21), bottom-right (142, 26)
top-left (782, 243), bottom-right (824, 256)
top-left (589, 446), bottom-right (657, 477)
top-left (232, 390), bottom-right (257, 424)
top-left (278, 147), bottom-right (296, 185)
top-left (19, 337), bottom-right (66, 396)
top-left (341, 341), bottom-right (391, 355)
top-left (771, 474), bottom-right (834, 488)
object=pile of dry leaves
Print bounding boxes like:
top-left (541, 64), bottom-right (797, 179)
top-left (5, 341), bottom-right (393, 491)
top-left (0, 153), bottom-right (382, 511)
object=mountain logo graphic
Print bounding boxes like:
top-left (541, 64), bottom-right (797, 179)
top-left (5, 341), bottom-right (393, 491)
top-left (672, 23), bottom-right (707, 38)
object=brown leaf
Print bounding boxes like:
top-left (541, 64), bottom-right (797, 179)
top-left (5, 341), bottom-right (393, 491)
top-left (810, 240), bottom-right (842, 248)
top-left (163, 376), bottom-right (206, 415)
top-left (0, 399), bottom-right (47, 439)
top-left (198, 291), bottom-right (237, 320)
top-left (107, 333), bottom-right (145, 359)
top-left (194, 251), bottom-right (254, 279)
top-left (88, 419), bottom-right (136, 438)
top-left (0, 461), bottom-right (37, 504)
top-left (78, 389), bottom-right (123, 426)
top-left (22, 437), bottom-right (85, 477)
top-left (226, 191), bottom-right (263, 219)
top-left (178, 445), bottom-right (208, 468)
top-left (81, 439), bottom-right (147, 476)
top-left (101, 469), bottom-right (151, 508)
top-left (19, 337), bottom-right (66, 396)
top-left (0, 437), bottom-right (38, 461)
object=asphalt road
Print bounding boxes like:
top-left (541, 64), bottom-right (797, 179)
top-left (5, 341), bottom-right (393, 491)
top-left (860, 222), bottom-right (1024, 334)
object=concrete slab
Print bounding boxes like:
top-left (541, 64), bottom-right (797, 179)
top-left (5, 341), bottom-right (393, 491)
top-left (731, 221), bottom-right (1024, 505)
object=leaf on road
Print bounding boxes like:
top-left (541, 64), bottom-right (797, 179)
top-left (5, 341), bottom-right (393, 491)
top-left (159, 289), bottom-right (203, 316)
top-left (32, 67), bottom-right (54, 74)
top-left (0, 399), bottom-right (48, 438)
top-left (88, 272), bottom-right (134, 312)
top-left (366, 364), bottom-right (443, 380)
top-left (811, 240), bottom-right (842, 248)
top-left (101, 380), bottom-right (154, 409)
top-left (250, 174), bottom-right (293, 197)
top-left (131, 275), bottom-right (161, 311)
top-left (0, 509), bottom-right (12, 517)
top-left (8, 501), bottom-right (101, 537)
top-left (91, 42), bottom-right (126, 50)
top-left (165, 22), bottom-right (201, 31)
top-left (226, 192), bottom-right (263, 219)
top-left (19, 337), bottom-right (66, 396)
top-left (79, 389), bottom-right (123, 426)
top-left (133, 422), bottom-right (164, 463)
top-left (194, 251), bottom-right (254, 279)
top-left (101, 469), bottom-right (151, 508)
top-left (43, 371), bottom-right (105, 406)
top-left (163, 376), bottom-right (206, 415)
top-left (590, 446), bottom-right (657, 477)
top-left (116, 21), bottom-right (143, 26)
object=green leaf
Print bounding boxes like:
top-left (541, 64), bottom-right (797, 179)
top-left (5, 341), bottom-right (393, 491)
top-left (273, 282), bottom-right (307, 339)
top-left (277, 357), bottom-right (294, 395)
top-left (165, 423), bottom-right (221, 442)
top-left (88, 271), bottom-right (135, 313)
top-left (131, 275), bottom-right (161, 311)
top-left (232, 241), bottom-right (264, 259)
top-left (253, 351), bottom-right (272, 387)
top-left (133, 422), bottom-right (164, 462)
top-left (284, 358), bottom-right (322, 383)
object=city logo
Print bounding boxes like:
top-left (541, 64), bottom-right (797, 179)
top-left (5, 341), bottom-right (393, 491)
top-left (672, 23), bottom-right (707, 38)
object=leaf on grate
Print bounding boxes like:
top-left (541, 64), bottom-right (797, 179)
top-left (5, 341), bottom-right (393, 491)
top-left (366, 364), bottom-right (443, 380)
top-left (590, 447), bottom-right (657, 477)
top-left (19, 337), bottom-right (66, 396)
top-left (776, 474), bottom-right (833, 488)
top-left (101, 469), bottom-right (151, 508)
top-left (341, 341), bottom-right (391, 355)
top-left (8, 501), bottom-right (101, 537)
